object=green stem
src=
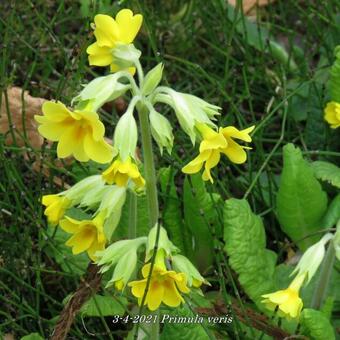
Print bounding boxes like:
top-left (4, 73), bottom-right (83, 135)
top-left (137, 103), bottom-right (159, 227)
top-left (311, 241), bottom-right (336, 309)
top-left (128, 190), bottom-right (137, 238)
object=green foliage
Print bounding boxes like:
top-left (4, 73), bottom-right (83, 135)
top-left (183, 174), bottom-right (221, 271)
top-left (321, 194), bottom-right (340, 228)
top-left (20, 334), bottom-right (44, 340)
top-left (81, 294), bottom-right (126, 317)
top-left (276, 144), bottom-right (328, 250)
top-left (223, 198), bottom-right (277, 307)
top-left (311, 161), bottom-right (340, 189)
top-left (159, 167), bottom-right (190, 255)
top-left (330, 47), bottom-right (340, 102)
top-left (300, 309), bottom-right (335, 340)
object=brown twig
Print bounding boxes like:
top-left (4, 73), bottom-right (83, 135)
top-left (196, 299), bottom-right (291, 340)
top-left (50, 263), bottom-right (102, 340)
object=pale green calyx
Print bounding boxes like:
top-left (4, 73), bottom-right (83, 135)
top-left (72, 73), bottom-right (131, 111)
top-left (96, 185), bottom-right (127, 240)
top-left (149, 108), bottom-right (173, 154)
top-left (63, 175), bottom-right (105, 206)
top-left (145, 224), bottom-right (178, 261)
top-left (106, 249), bottom-right (138, 290)
top-left (291, 233), bottom-right (334, 283)
top-left (112, 43), bottom-right (142, 68)
top-left (96, 237), bottom-right (147, 272)
top-left (334, 220), bottom-right (340, 261)
top-left (153, 88), bottom-right (220, 144)
top-left (113, 97), bottom-right (139, 161)
top-left (142, 63), bottom-right (164, 95)
top-left (172, 254), bottom-right (208, 287)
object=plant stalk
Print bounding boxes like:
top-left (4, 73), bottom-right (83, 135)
top-left (311, 241), bottom-right (335, 309)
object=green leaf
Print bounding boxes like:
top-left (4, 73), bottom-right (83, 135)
top-left (159, 167), bottom-right (191, 255)
top-left (276, 144), bottom-right (328, 250)
top-left (311, 161), bottom-right (340, 189)
top-left (20, 334), bottom-right (44, 340)
top-left (183, 174), bottom-right (221, 271)
top-left (223, 198), bottom-right (277, 307)
top-left (320, 194), bottom-right (340, 228)
top-left (81, 294), bottom-right (127, 317)
top-left (115, 193), bottom-right (149, 239)
top-left (300, 309), bottom-right (335, 340)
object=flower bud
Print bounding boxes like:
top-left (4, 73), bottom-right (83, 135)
top-left (172, 254), bottom-right (209, 288)
top-left (146, 224), bottom-right (178, 261)
top-left (107, 250), bottom-right (138, 290)
top-left (73, 74), bottom-right (130, 111)
top-left (113, 102), bottom-right (138, 161)
top-left (142, 63), bottom-right (164, 95)
top-left (149, 108), bottom-right (173, 154)
top-left (291, 233), bottom-right (334, 283)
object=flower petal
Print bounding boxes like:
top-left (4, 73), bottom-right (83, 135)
top-left (222, 125), bottom-right (255, 142)
top-left (182, 150), bottom-right (211, 174)
top-left (66, 228), bottom-right (95, 254)
top-left (87, 42), bottom-right (114, 66)
top-left (222, 139), bottom-right (247, 164)
top-left (129, 279), bottom-right (147, 298)
top-left (93, 14), bottom-right (119, 47)
top-left (162, 279), bottom-right (183, 307)
top-left (147, 281), bottom-right (164, 311)
top-left (84, 134), bottom-right (113, 164)
top-left (115, 9), bottom-right (143, 43)
top-left (59, 217), bottom-right (80, 234)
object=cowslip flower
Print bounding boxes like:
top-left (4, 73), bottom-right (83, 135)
top-left (182, 123), bottom-right (255, 182)
top-left (128, 250), bottom-right (190, 311)
top-left (102, 156), bottom-right (145, 189)
top-left (324, 101), bottom-right (340, 129)
top-left (42, 194), bottom-right (71, 226)
top-left (35, 101), bottom-right (113, 163)
top-left (261, 273), bottom-right (306, 319)
top-left (86, 9), bottom-right (143, 73)
top-left (59, 213), bottom-right (106, 260)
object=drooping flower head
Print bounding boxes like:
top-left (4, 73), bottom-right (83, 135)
top-left (59, 213), bottom-right (106, 260)
top-left (42, 194), bottom-right (71, 226)
top-left (102, 156), bottom-right (145, 189)
top-left (324, 101), bottom-right (340, 129)
top-left (128, 250), bottom-right (190, 311)
top-left (182, 123), bottom-right (255, 183)
top-left (87, 9), bottom-right (143, 73)
top-left (35, 101), bottom-right (113, 163)
top-left (262, 273), bottom-right (306, 319)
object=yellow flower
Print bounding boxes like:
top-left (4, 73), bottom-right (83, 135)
top-left (182, 124), bottom-right (255, 183)
top-left (59, 214), bottom-right (106, 261)
top-left (86, 9), bottom-right (143, 74)
top-left (324, 101), bottom-right (340, 129)
top-left (102, 156), bottom-right (145, 188)
top-left (128, 262), bottom-right (190, 311)
top-left (221, 125), bottom-right (255, 163)
top-left (35, 101), bottom-right (113, 164)
top-left (261, 273), bottom-right (306, 319)
top-left (42, 194), bottom-right (71, 226)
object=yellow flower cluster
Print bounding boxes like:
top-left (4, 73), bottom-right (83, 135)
top-left (324, 101), bottom-right (340, 129)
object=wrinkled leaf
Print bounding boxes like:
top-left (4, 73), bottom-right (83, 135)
top-left (81, 294), bottom-right (127, 317)
top-left (311, 161), bottom-right (340, 189)
top-left (224, 198), bottom-right (277, 307)
top-left (300, 309), bottom-right (335, 340)
top-left (277, 144), bottom-right (328, 250)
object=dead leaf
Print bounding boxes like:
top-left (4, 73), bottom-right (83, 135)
top-left (0, 87), bottom-right (45, 148)
top-left (228, 0), bottom-right (275, 15)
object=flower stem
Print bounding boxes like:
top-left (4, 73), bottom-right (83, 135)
top-left (128, 190), bottom-right (137, 238)
top-left (311, 241), bottom-right (335, 309)
top-left (137, 103), bottom-right (159, 227)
